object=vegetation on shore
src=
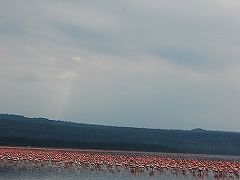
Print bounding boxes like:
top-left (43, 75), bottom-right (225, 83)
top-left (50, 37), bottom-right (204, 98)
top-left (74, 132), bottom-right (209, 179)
top-left (0, 114), bottom-right (239, 155)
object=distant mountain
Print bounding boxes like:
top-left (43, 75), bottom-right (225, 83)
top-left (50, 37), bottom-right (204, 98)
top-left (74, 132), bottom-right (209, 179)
top-left (191, 128), bottom-right (208, 133)
top-left (0, 114), bottom-right (240, 155)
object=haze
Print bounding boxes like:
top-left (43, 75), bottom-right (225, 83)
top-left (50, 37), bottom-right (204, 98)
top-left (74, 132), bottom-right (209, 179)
top-left (0, 0), bottom-right (240, 131)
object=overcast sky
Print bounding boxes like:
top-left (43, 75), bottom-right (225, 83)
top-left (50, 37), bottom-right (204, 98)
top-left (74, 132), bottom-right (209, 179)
top-left (1, 0), bottom-right (240, 131)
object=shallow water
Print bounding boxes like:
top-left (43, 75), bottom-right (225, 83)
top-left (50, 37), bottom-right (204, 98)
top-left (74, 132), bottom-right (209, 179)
top-left (0, 165), bottom-right (203, 180)
top-left (0, 148), bottom-right (239, 180)
top-left (0, 160), bottom-right (237, 180)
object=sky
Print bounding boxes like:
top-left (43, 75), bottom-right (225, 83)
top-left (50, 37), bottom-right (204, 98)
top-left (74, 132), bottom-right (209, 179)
top-left (0, 0), bottom-right (240, 131)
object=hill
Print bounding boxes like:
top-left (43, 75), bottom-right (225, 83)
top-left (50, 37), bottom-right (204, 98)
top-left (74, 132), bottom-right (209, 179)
top-left (0, 114), bottom-right (239, 155)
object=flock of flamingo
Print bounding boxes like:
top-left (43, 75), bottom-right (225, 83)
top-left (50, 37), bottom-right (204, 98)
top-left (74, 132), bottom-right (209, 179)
top-left (0, 147), bottom-right (239, 179)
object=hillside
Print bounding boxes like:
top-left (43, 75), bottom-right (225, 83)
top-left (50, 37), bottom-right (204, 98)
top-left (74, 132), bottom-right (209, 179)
top-left (0, 114), bottom-right (239, 155)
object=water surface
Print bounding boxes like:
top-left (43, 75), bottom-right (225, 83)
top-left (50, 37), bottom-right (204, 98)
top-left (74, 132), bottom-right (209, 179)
top-left (0, 148), bottom-right (239, 180)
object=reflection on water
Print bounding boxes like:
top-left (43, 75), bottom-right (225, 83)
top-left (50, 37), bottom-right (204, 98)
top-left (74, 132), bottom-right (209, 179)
top-left (0, 159), bottom-right (233, 180)
top-left (0, 162), bottom-right (195, 180)
top-left (0, 147), bottom-right (239, 180)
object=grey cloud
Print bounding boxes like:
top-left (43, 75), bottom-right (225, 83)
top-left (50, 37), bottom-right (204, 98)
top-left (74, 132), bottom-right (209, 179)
top-left (0, 0), bottom-right (240, 131)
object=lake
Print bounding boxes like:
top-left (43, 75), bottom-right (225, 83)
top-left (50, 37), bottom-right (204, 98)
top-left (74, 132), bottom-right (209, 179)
top-left (0, 147), bottom-right (239, 180)
top-left (0, 164), bottom-right (217, 180)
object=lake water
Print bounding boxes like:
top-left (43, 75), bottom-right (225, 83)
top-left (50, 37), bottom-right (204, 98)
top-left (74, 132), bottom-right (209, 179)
top-left (0, 165), bottom-right (204, 180)
top-left (0, 148), bottom-right (239, 180)
top-left (0, 160), bottom-right (237, 180)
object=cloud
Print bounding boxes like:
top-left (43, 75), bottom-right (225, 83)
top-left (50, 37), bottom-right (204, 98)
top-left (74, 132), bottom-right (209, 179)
top-left (0, 0), bottom-right (240, 131)
top-left (58, 71), bottom-right (76, 80)
top-left (72, 56), bottom-right (82, 63)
